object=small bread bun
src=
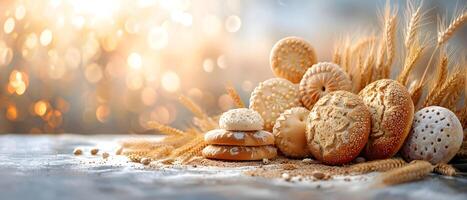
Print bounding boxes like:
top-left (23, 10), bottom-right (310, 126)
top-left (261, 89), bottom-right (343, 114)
top-left (219, 108), bottom-right (264, 131)
top-left (401, 106), bottom-right (463, 164)
top-left (359, 79), bottom-right (414, 160)
top-left (204, 129), bottom-right (274, 146)
top-left (202, 145), bottom-right (277, 161)
top-left (270, 36), bottom-right (317, 83)
top-left (299, 62), bottom-right (352, 109)
top-left (273, 107), bottom-right (311, 158)
top-left (306, 91), bottom-right (371, 165)
top-left (249, 78), bottom-right (302, 131)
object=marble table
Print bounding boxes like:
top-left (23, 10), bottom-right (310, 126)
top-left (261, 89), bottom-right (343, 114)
top-left (0, 134), bottom-right (466, 200)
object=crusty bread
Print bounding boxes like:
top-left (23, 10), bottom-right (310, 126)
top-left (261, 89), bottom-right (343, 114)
top-left (306, 91), bottom-right (371, 165)
top-left (249, 78), bottom-right (302, 131)
top-left (204, 129), bottom-right (274, 146)
top-left (219, 108), bottom-right (264, 131)
top-left (202, 145), bottom-right (277, 161)
top-left (359, 79), bottom-right (414, 160)
top-left (270, 36), bottom-right (317, 83)
top-left (273, 107), bottom-right (311, 158)
top-left (401, 106), bottom-right (463, 164)
top-left (299, 62), bottom-right (352, 109)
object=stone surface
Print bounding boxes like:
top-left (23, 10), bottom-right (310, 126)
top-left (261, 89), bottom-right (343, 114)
top-left (0, 134), bottom-right (466, 200)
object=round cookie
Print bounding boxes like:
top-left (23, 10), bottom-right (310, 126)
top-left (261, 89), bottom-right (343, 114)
top-left (358, 79), bottom-right (414, 160)
top-left (270, 36), bottom-right (318, 83)
top-left (299, 62), bottom-right (352, 109)
top-left (219, 108), bottom-right (264, 131)
top-left (273, 107), bottom-right (311, 158)
top-left (202, 145), bottom-right (277, 161)
top-left (306, 91), bottom-right (371, 165)
top-left (249, 78), bottom-right (301, 131)
top-left (401, 106), bottom-right (463, 164)
top-left (204, 129), bottom-right (274, 146)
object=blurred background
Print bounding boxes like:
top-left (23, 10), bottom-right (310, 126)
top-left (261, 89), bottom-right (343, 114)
top-left (0, 0), bottom-right (465, 134)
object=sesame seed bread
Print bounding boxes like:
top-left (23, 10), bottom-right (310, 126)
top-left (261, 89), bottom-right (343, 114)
top-left (306, 91), bottom-right (371, 165)
top-left (219, 108), bottom-right (264, 131)
top-left (270, 36), bottom-right (318, 83)
top-left (273, 107), bottom-right (311, 158)
top-left (359, 79), bottom-right (414, 160)
top-left (202, 145), bottom-right (277, 161)
top-left (204, 129), bottom-right (275, 146)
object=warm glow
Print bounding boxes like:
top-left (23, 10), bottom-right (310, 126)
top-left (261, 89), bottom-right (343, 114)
top-left (34, 101), bottom-right (48, 116)
top-left (127, 52), bottom-right (142, 70)
top-left (161, 71), bottom-right (180, 92)
top-left (96, 105), bottom-right (111, 123)
top-left (3, 17), bottom-right (15, 34)
top-left (40, 29), bottom-right (53, 46)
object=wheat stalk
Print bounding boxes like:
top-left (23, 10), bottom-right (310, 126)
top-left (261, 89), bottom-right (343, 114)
top-left (168, 135), bottom-right (205, 159)
top-left (404, 1), bottom-right (423, 47)
top-left (397, 41), bottom-right (425, 85)
top-left (375, 160), bottom-right (433, 186)
top-left (441, 72), bottom-right (464, 111)
top-left (333, 37), bottom-right (342, 65)
top-left (384, 14), bottom-right (397, 78)
top-left (437, 9), bottom-right (466, 46)
top-left (426, 68), bottom-right (464, 106)
top-left (349, 158), bottom-right (407, 174)
top-left (424, 52), bottom-right (448, 106)
top-left (409, 80), bottom-right (423, 107)
top-left (147, 121), bottom-right (185, 135)
top-left (179, 95), bottom-right (208, 119)
top-left (225, 83), bottom-right (245, 108)
top-left (434, 163), bottom-right (457, 176)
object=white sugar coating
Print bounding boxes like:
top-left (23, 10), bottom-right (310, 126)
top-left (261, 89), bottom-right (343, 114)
top-left (233, 132), bottom-right (245, 140)
top-left (401, 106), bottom-right (463, 164)
top-left (230, 147), bottom-right (240, 155)
top-left (219, 108), bottom-right (264, 131)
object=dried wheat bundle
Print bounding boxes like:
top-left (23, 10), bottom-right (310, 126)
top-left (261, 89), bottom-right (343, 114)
top-left (433, 163), bottom-right (457, 176)
top-left (226, 83), bottom-right (246, 108)
top-left (374, 160), bottom-right (433, 186)
top-left (349, 158), bottom-right (407, 174)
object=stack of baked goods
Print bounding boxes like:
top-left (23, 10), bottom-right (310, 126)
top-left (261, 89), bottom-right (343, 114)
top-left (202, 108), bottom-right (277, 161)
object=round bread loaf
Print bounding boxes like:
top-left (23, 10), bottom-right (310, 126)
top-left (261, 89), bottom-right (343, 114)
top-left (270, 36), bottom-right (317, 83)
top-left (306, 91), bottom-right (371, 165)
top-left (401, 106), bottom-right (463, 164)
top-left (204, 129), bottom-right (274, 146)
top-left (202, 145), bottom-right (277, 161)
top-left (273, 107), bottom-right (311, 158)
top-left (249, 78), bottom-right (301, 131)
top-left (358, 79), bottom-right (414, 160)
top-left (299, 62), bottom-right (352, 109)
top-left (219, 108), bottom-right (264, 131)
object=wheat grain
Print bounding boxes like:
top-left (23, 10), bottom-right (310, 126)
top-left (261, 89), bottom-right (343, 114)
top-left (226, 83), bottom-right (246, 108)
top-left (179, 95), bottom-right (208, 119)
top-left (426, 68), bottom-right (464, 106)
top-left (424, 53), bottom-right (448, 107)
top-left (434, 163), bottom-right (457, 176)
top-left (441, 72), bottom-right (464, 111)
top-left (384, 14), bottom-right (397, 78)
top-left (397, 42), bottom-right (425, 85)
top-left (375, 160), bottom-right (433, 186)
top-left (349, 158), bottom-right (407, 174)
top-left (404, 1), bottom-right (423, 47)
top-left (169, 135), bottom-right (205, 159)
top-left (178, 141), bottom-right (208, 164)
top-left (147, 121), bottom-right (185, 135)
top-left (437, 9), bottom-right (466, 46)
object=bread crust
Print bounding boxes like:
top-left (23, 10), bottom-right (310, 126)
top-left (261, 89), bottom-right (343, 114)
top-left (202, 145), bottom-right (277, 161)
top-left (299, 62), bottom-right (352, 109)
top-left (359, 79), bottom-right (414, 160)
top-left (204, 129), bottom-right (274, 146)
top-left (273, 107), bottom-right (311, 158)
top-left (306, 91), bottom-right (371, 165)
top-left (270, 36), bottom-right (317, 83)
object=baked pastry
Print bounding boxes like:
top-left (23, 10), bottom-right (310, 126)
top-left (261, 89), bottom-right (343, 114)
top-left (299, 62), bottom-right (352, 109)
top-left (273, 107), bottom-right (311, 158)
top-left (306, 91), bottom-right (371, 165)
top-left (401, 106), bottom-right (463, 164)
top-left (270, 36), bottom-right (317, 83)
top-left (202, 145), bottom-right (277, 161)
top-left (250, 78), bottom-right (301, 131)
top-left (358, 79), bottom-right (414, 160)
top-left (204, 129), bottom-right (274, 146)
top-left (219, 108), bottom-right (264, 131)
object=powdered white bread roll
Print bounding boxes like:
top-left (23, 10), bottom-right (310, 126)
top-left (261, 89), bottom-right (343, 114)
top-left (202, 145), bottom-right (277, 161)
top-left (204, 129), bottom-right (274, 146)
top-left (273, 107), bottom-right (311, 158)
top-left (219, 108), bottom-right (264, 131)
top-left (401, 106), bottom-right (463, 164)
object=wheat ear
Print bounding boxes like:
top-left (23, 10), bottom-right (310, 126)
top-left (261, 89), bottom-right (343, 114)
top-left (179, 95), bottom-right (208, 119)
top-left (426, 68), bottom-right (464, 106)
top-left (375, 160), bottom-right (433, 186)
top-left (225, 83), bottom-right (245, 108)
top-left (434, 163), bottom-right (457, 176)
top-left (409, 81), bottom-right (423, 107)
top-left (404, 1), bottom-right (423, 47)
top-left (397, 41), bottom-right (425, 85)
top-left (350, 158), bottom-right (407, 174)
top-left (384, 13), bottom-right (398, 78)
top-left (147, 121), bottom-right (185, 135)
top-left (437, 9), bottom-right (466, 46)
top-left (424, 52), bottom-right (448, 106)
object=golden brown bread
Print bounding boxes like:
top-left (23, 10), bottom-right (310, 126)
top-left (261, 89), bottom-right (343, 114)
top-left (359, 79), bottom-right (414, 160)
top-left (204, 129), bottom-right (274, 146)
top-left (202, 145), bottom-right (277, 161)
top-left (306, 91), bottom-right (371, 165)
top-left (273, 107), bottom-right (311, 158)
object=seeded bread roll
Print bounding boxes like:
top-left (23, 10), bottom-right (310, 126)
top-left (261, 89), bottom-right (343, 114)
top-left (204, 129), bottom-right (274, 146)
top-left (306, 91), bottom-right (371, 165)
top-left (202, 145), bottom-right (277, 161)
top-left (401, 106), bottom-right (463, 164)
top-left (273, 107), bottom-right (311, 158)
top-left (219, 108), bottom-right (264, 131)
top-left (270, 36), bottom-right (317, 83)
top-left (359, 79), bottom-right (414, 160)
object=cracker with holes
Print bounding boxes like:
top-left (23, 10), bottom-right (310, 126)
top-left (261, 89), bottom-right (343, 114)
top-left (273, 107), bottom-right (311, 158)
top-left (249, 78), bottom-right (302, 131)
top-left (359, 79), bottom-right (414, 160)
top-left (299, 62), bottom-right (352, 109)
top-left (306, 91), bottom-right (371, 165)
top-left (401, 106), bottom-right (463, 164)
top-left (202, 145), bottom-right (277, 161)
top-left (204, 129), bottom-right (274, 146)
top-left (270, 36), bottom-right (318, 83)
